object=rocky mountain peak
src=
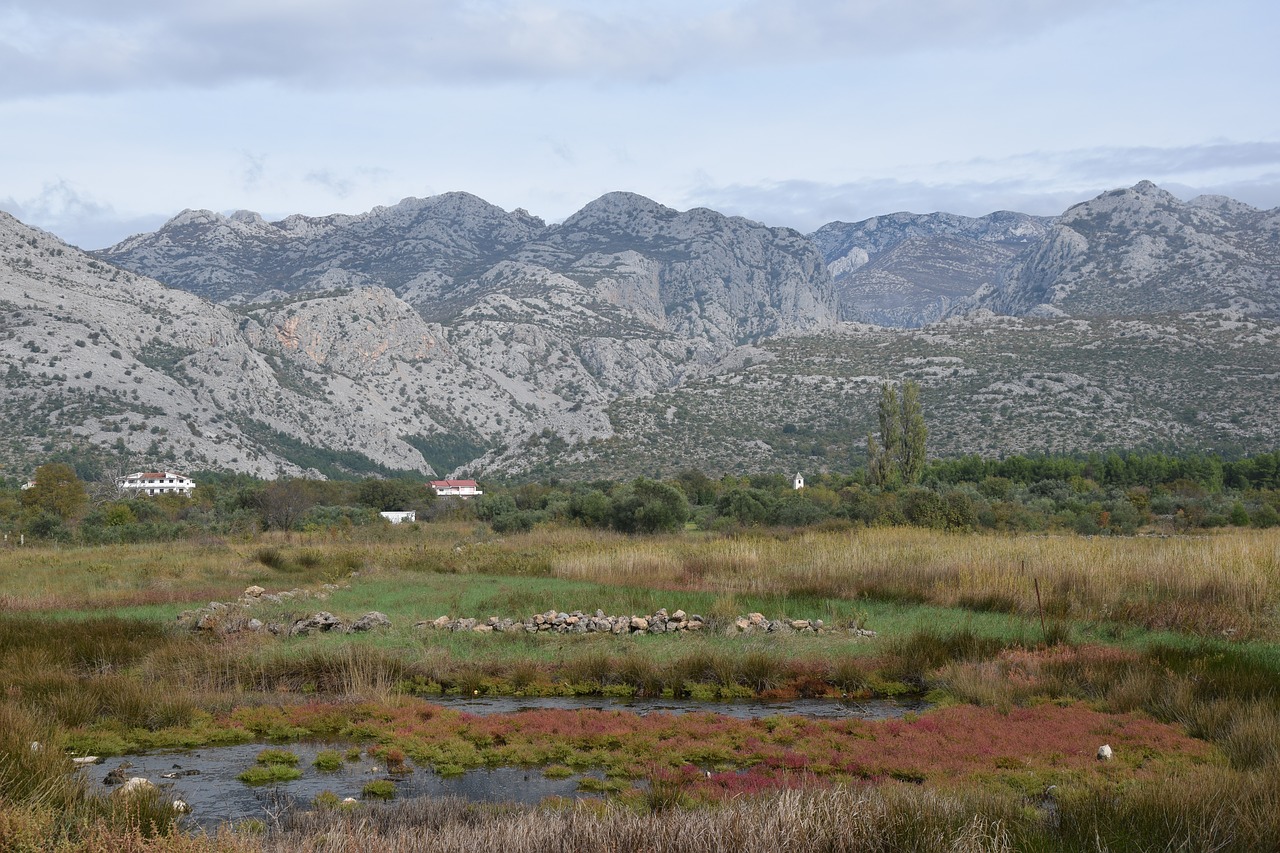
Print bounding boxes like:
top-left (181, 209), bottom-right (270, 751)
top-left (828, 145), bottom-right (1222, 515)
top-left (557, 191), bottom-right (677, 236)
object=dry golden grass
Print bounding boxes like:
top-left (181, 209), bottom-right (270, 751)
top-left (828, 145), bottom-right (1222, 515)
top-left (554, 527), bottom-right (1280, 635)
top-left (3, 524), bottom-right (1277, 634)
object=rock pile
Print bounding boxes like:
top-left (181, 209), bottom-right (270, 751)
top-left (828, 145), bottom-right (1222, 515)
top-left (417, 609), bottom-right (875, 637)
top-left (178, 587), bottom-right (876, 639)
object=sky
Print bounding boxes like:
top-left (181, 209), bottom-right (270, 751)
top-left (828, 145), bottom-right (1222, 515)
top-left (1, 0), bottom-right (1278, 249)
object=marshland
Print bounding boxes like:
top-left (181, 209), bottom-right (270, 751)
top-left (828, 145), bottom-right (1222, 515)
top-left (2, 458), bottom-right (1280, 851)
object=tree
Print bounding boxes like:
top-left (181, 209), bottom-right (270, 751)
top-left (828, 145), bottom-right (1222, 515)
top-left (257, 479), bottom-right (314, 532)
top-left (900, 380), bottom-right (928, 485)
top-left (20, 463), bottom-right (87, 521)
top-left (610, 479), bottom-right (690, 534)
top-left (867, 380), bottom-right (928, 488)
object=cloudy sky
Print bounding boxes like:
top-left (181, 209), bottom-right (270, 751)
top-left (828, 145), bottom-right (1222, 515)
top-left (1, 0), bottom-right (1277, 249)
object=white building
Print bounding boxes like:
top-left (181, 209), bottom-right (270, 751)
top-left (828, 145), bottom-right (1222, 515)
top-left (792, 472), bottom-right (805, 490)
top-left (117, 471), bottom-right (196, 497)
top-left (430, 479), bottom-right (482, 498)
top-left (380, 510), bottom-right (416, 524)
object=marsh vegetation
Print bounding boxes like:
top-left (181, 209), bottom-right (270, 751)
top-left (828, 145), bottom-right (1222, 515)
top-left (1, 522), bottom-right (1279, 851)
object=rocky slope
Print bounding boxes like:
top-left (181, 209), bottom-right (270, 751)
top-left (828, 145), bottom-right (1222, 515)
top-left (0, 212), bottom-right (605, 479)
top-left (2, 182), bottom-right (1277, 482)
top-left (981, 181), bottom-right (1280, 319)
top-left (809, 211), bottom-right (1052, 326)
top-left (809, 183), bottom-right (1279, 325)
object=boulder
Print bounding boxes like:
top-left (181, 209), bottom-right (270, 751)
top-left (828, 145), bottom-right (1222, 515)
top-left (1097, 744), bottom-right (1114, 761)
top-left (289, 611), bottom-right (345, 636)
top-left (116, 777), bottom-right (155, 796)
top-left (351, 611), bottom-right (392, 632)
top-left (243, 585), bottom-right (266, 598)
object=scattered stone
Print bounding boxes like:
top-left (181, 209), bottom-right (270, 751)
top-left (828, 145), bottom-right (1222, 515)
top-left (172, 799), bottom-right (191, 813)
top-left (71, 756), bottom-right (100, 766)
top-left (243, 585), bottom-right (266, 598)
top-left (1097, 744), bottom-right (1114, 761)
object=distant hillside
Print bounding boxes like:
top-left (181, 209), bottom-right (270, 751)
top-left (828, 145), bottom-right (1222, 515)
top-left (0, 182), bottom-right (1276, 482)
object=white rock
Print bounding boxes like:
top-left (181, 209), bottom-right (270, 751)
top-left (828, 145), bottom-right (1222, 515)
top-left (117, 777), bottom-right (156, 795)
top-left (1097, 744), bottom-right (1113, 761)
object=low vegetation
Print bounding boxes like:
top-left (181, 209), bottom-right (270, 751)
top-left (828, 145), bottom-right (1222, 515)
top-left (2, 458), bottom-right (1280, 850)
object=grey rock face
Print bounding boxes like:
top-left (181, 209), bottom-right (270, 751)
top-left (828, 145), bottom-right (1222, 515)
top-left (810, 210), bottom-right (1053, 327)
top-left (982, 181), bottom-right (1280, 319)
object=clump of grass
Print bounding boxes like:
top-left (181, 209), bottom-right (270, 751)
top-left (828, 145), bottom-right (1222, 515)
top-left (560, 651), bottom-right (614, 689)
top-left (295, 550), bottom-right (323, 570)
top-left (313, 750), bottom-right (343, 772)
top-left (254, 547), bottom-right (287, 571)
top-left (617, 654), bottom-right (666, 697)
top-left (362, 780), bottom-right (396, 799)
top-left (256, 748), bottom-right (300, 766)
top-left (313, 790), bottom-right (341, 809)
top-left (737, 650), bottom-right (784, 693)
top-left (237, 764), bottom-right (303, 785)
top-left (885, 627), bottom-right (1011, 688)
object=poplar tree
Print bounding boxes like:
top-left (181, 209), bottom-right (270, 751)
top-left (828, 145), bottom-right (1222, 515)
top-left (867, 380), bottom-right (927, 487)
top-left (900, 380), bottom-right (928, 485)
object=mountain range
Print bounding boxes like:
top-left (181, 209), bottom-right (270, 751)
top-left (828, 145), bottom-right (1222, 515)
top-left (1, 180), bottom-right (1276, 482)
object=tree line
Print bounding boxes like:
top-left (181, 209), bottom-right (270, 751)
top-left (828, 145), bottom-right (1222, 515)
top-left (3, 445), bottom-right (1278, 544)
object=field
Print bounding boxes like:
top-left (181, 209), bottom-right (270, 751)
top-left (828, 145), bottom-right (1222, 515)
top-left (2, 523), bottom-right (1280, 851)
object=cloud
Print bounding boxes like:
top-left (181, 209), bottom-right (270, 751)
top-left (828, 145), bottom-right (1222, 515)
top-left (239, 151), bottom-right (268, 191)
top-left (0, 180), bottom-right (166, 249)
top-left (686, 141), bottom-right (1280, 230)
top-left (305, 169), bottom-right (354, 198)
top-left (0, 0), bottom-right (1143, 97)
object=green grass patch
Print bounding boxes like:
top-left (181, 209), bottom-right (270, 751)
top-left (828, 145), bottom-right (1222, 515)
top-left (237, 764), bottom-right (303, 785)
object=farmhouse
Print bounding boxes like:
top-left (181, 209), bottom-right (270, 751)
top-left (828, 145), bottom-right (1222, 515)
top-left (430, 479), bottom-right (482, 498)
top-left (117, 471), bottom-right (196, 497)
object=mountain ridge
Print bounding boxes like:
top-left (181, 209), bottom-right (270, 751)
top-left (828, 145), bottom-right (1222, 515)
top-left (1, 182), bottom-right (1276, 481)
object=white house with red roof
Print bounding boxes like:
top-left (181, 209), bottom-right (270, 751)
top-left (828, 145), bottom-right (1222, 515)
top-left (430, 479), bottom-right (482, 498)
top-left (117, 471), bottom-right (196, 497)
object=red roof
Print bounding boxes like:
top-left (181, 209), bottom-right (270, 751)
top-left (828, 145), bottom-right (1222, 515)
top-left (431, 479), bottom-right (478, 488)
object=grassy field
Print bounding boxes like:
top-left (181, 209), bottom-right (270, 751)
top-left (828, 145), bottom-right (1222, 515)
top-left (2, 525), bottom-right (1280, 851)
